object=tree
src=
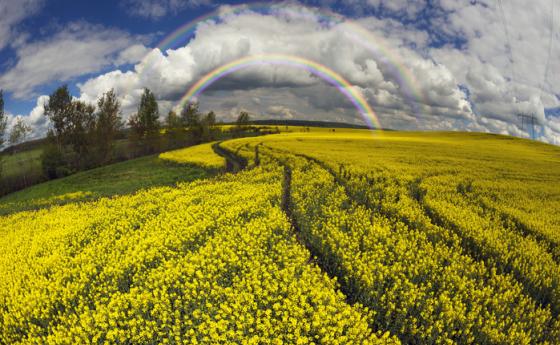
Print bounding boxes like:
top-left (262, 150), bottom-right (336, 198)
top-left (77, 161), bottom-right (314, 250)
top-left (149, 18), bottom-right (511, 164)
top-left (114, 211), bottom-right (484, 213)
top-left (202, 111), bottom-right (217, 141)
top-left (235, 111), bottom-right (251, 135)
top-left (138, 88), bottom-right (159, 135)
top-left (166, 110), bottom-right (182, 129)
top-left (129, 88), bottom-right (160, 154)
top-left (181, 102), bottom-right (200, 129)
top-left (66, 100), bottom-right (96, 168)
top-left (41, 144), bottom-right (67, 179)
top-left (181, 102), bottom-right (202, 143)
top-left (9, 117), bottom-right (32, 151)
top-left (95, 89), bottom-right (122, 164)
top-left (166, 110), bottom-right (184, 149)
top-left (236, 111), bottom-right (250, 127)
top-left (0, 90), bottom-right (6, 148)
top-left (204, 111), bottom-right (216, 127)
top-left (128, 113), bottom-right (142, 138)
top-left (127, 113), bottom-right (142, 157)
top-left (9, 117), bottom-right (32, 185)
top-left (0, 90), bottom-right (7, 178)
top-left (42, 85), bottom-right (97, 174)
top-left (44, 85), bottom-right (73, 148)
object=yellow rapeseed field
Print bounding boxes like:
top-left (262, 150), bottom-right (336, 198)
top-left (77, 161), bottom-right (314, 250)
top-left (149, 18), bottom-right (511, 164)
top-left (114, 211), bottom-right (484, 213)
top-left (0, 160), bottom-right (397, 344)
top-left (222, 131), bottom-right (560, 344)
top-left (2, 130), bottom-right (559, 344)
top-left (159, 142), bottom-right (225, 170)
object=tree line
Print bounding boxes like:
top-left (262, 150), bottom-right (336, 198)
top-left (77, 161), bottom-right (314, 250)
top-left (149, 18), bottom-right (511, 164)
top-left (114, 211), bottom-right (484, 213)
top-left (40, 86), bottom-right (123, 178)
top-left (0, 86), bottom-right (254, 194)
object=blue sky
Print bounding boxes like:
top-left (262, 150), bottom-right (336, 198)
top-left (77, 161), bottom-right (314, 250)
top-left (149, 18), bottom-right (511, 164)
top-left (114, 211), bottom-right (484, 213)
top-left (0, 0), bottom-right (559, 144)
top-left (0, 0), bottom-right (217, 114)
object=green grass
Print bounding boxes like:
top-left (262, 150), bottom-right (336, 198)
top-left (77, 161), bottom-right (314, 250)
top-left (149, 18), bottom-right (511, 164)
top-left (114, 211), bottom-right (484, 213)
top-left (0, 154), bottom-right (211, 215)
top-left (0, 126), bottom-right (333, 185)
top-left (1, 149), bottom-right (43, 178)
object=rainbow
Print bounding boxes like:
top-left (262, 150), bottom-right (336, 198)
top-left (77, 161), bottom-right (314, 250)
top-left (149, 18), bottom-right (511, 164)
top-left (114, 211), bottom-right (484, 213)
top-left (337, 22), bottom-right (423, 124)
top-left (178, 54), bottom-right (381, 129)
top-left (157, 3), bottom-right (328, 52)
top-left (138, 2), bottom-right (426, 121)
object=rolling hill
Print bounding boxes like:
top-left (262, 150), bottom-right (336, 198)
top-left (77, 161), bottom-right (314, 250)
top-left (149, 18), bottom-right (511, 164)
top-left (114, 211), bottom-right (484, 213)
top-left (1, 130), bottom-right (559, 344)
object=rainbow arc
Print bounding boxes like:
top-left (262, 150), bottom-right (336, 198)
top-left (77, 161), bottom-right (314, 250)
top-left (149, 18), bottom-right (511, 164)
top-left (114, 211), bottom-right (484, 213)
top-left (179, 54), bottom-right (381, 130)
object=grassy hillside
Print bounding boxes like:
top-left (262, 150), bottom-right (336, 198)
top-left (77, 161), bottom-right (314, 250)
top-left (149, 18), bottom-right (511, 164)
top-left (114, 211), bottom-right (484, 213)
top-left (0, 125), bottom-right (364, 187)
top-left (1, 130), bottom-right (559, 344)
top-left (0, 145), bottom-right (221, 215)
top-left (0, 148), bottom-right (43, 178)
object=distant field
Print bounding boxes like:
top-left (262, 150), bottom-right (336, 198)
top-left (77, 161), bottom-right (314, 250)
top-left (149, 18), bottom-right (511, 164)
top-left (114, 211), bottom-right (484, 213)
top-left (1, 130), bottom-right (559, 344)
top-left (223, 131), bottom-right (560, 343)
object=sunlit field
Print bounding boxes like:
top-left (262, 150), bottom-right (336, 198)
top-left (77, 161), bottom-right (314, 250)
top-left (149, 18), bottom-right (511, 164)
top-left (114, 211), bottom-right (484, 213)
top-left (1, 130), bottom-right (559, 344)
top-left (1, 0), bottom-right (559, 342)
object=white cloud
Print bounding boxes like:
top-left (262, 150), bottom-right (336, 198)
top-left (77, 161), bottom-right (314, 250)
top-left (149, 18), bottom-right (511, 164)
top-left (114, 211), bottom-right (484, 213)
top-left (0, 21), bottom-right (150, 99)
top-left (11, 1), bottom-right (560, 144)
top-left (266, 105), bottom-right (296, 119)
top-left (77, 7), bottom-right (472, 130)
top-left (121, 0), bottom-right (212, 20)
top-left (115, 44), bottom-right (152, 66)
top-left (427, 0), bottom-right (559, 142)
top-left (2, 95), bottom-right (49, 147)
top-left (543, 116), bottom-right (560, 145)
top-left (0, 0), bottom-right (43, 51)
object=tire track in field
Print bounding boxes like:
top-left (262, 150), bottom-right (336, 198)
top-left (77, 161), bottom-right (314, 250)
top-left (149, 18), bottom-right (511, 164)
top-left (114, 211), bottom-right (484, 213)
top-left (279, 160), bottom-right (365, 306)
top-left (212, 142), bottom-right (247, 172)
top-left (258, 144), bottom-right (560, 317)
top-left (213, 142), bottom-right (361, 305)
top-left (467, 191), bottom-right (560, 264)
top-left (217, 142), bottom-right (560, 341)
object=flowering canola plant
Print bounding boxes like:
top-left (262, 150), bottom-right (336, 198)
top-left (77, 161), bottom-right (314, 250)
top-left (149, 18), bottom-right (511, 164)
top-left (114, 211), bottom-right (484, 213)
top-left (2, 131), bottom-right (560, 344)
top-left (0, 163), bottom-right (397, 344)
top-left (222, 132), bottom-right (560, 344)
top-left (159, 142), bottom-right (225, 170)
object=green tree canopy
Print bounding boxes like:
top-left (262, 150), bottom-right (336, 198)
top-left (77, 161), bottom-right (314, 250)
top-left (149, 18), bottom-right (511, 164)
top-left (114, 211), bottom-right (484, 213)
top-left (0, 90), bottom-right (7, 148)
top-left (44, 85), bottom-right (73, 143)
top-left (166, 110), bottom-right (182, 129)
top-left (181, 102), bottom-right (200, 129)
top-left (96, 89), bottom-right (122, 163)
top-left (204, 111), bottom-right (216, 127)
top-left (138, 88), bottom-right (159, 135)
top-left (9, 117), bottom-right (32, 148)
top-left (236, 111), bottom-right (250, 127)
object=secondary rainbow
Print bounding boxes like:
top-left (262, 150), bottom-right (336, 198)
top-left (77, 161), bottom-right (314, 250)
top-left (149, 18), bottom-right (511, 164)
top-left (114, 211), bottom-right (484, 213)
top-left (178, 54), bottom-right (382, 129)
top-left (147, 2), bottom-right (425, 122)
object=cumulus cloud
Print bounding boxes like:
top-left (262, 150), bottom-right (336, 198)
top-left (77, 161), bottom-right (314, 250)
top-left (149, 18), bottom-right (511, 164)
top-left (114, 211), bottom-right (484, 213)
top-left (427, 0), bottom-right (560, 141)
top-left (314, 0), bottom-right (560, 142)
top-left (121, 0), bottom-right (212, 20)
top-left (0, 21), bottom-right (150, 99)
top-left (9, 1), bottom-right (560, 144)
top-left (2, 95), bottom-right (49, 147)
top-left (266, 105), bottom-right (297, 119)
top-left (77, 6), bottom-right (473, 130)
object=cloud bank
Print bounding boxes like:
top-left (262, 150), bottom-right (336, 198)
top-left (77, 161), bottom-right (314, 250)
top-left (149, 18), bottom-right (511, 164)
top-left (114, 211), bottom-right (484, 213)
top-left (0, 21), bottom-right (150, 99)
top-left (3, 1), bottom-right (560, 145)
